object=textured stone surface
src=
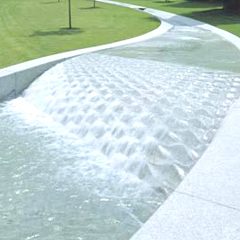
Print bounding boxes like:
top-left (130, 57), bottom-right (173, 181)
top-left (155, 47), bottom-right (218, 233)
top-left (0, 73), bottom-right (15, 101)
top-left (176, 100), bottom-right (240, 210)
top-left (131, 192), bottom-right (240, 240)
top-left (131, 100), bottom-right (240, 239)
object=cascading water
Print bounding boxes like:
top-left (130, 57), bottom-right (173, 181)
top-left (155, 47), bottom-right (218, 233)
top-left (1, 25), bottom-right (240, 240)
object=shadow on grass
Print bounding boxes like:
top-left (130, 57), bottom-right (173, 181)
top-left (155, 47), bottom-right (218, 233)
top-left (145, 15), bottom-right (161, 23)
top-left (29, 28), bottom-right (83, 37)
top-left (183, 8), bottom-right (240, 25)
top-left (153, 0), bottom-right (174, 3)
top-left (79, 6), bottom-right (101, 10)
top-left (40, 1), bottom-right (61, 4)
top-left (162, 0), bottom-right (223, 8)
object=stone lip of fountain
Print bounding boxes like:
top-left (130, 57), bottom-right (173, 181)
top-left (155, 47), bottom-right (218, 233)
top-left (1, 1), bottom-right (240, 239)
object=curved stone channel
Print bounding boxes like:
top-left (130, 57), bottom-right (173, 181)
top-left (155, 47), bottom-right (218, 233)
top-left (1, 2), bottom-right (240, 240)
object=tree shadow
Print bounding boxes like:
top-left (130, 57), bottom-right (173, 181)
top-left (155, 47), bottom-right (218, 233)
top-left (162, 0), bottom-right (222, 8)
top-left (40, 1), bottom-right (61, 4)
top-left (145, 15), bottom-right (161, 23)
top-left (183, 8), bottom-right (240, 25)
top-left (160, 8), bottom-right (240, 28)
top-left (153, 0), bottom-right (174, 3)
top-left (29, 28), bottom-right (83, 37)
top-left (79, 6), bottom-right (101, 10)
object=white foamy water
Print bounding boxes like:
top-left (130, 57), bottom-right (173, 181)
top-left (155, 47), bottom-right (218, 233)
top-left (0, 98), bottom-right (162, 240)
top-left (1, 26), bottom-right (240, 240)
top-left (22, 52), bottom-right (240, 187)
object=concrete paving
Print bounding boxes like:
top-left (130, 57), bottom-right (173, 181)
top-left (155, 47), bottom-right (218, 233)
top-left (130, 99), bottom-right (240, 240)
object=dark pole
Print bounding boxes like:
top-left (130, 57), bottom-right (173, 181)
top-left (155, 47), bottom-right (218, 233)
top-left (68, 0), bottom-right (72, 29)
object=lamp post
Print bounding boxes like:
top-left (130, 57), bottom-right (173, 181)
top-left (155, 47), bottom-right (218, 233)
top-left (68, 0), bottom-right (72, 29)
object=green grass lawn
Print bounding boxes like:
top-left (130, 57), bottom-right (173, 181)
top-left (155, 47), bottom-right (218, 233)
top-left (0, 0), bottom-right (159, 69)
top-left (1, 0), bottom-right (240, 69)
top-left (118, 0), bottom-right (240, 37)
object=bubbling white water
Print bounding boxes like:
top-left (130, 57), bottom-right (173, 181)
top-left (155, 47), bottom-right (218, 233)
top-left (23, 52), bottom-right (240, 191)
top-left (0, 98), bottom-right (162, 240)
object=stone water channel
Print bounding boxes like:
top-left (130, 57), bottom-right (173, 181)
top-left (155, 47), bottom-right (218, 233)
top-left (1, 8), bottom-right (240, 240)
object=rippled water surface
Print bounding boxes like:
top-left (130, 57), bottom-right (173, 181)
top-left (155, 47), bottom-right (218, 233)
top-left (1, 26), bottom-right (240, 240)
